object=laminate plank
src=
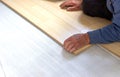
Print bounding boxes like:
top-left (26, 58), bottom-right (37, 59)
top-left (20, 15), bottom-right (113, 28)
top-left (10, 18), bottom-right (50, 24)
top-left (0, 2), bottom-right (120, 77)
top-left (34, 1), bottom-right (120, 56)
top-left (1, 0), bottom-right (92, 54)
top-left (1, 0), bottom-right (120, 56)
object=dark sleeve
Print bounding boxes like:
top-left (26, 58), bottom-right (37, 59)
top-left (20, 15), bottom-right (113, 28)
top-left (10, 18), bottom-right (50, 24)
top-left (87, 0), bottom-right (120, 44)
top-left (82, 0), bottom-right (112, 20)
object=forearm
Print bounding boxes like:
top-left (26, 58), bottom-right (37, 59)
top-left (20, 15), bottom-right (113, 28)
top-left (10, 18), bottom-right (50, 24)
top-left (88, 23), bottom-right (120, 44)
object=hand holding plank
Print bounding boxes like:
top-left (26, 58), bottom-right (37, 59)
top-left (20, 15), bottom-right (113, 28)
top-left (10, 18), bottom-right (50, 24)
top-left (63, 33), bottom-right (90, 53)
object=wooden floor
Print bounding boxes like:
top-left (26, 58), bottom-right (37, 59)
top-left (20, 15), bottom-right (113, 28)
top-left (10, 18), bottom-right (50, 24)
top-left (0, 2), bottom-right (120, 77)
top-left (1, 0), bottom-right (120, 56)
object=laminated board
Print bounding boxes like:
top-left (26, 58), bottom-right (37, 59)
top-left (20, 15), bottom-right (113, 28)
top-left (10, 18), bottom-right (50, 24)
top-left (1, 0), bottom-right (120, 56)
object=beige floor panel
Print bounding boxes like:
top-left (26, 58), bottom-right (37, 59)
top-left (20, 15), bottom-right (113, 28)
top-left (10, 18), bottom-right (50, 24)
top-left (1, 0), bottom-right (120, 56)
top-left (0, 3), bottom-right (120, 77)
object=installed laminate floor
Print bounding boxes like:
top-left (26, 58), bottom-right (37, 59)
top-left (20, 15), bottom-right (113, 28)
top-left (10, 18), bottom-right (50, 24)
top-left (0, 2), bottom-right (120, 77)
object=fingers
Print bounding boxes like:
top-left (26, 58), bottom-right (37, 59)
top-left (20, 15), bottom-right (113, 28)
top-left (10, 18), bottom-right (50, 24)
top-left (64, 37), bottom-right (79, 53)
top-left (66, 43), bottom-right (75, 52)
top-left (64, 41), bottom-right (71, 50)
top-left (60, 0), bottom-right (82, 11)
top-left (60, 1), bottom-right (66, 9)
top-left (64, 37), bottom-right (72, 49)
top-left (64, 40), bottom-right (80, 53)
top-left (66, 6), bottom-right (78, 11)
top-left (63, 33), bottom-right (90, 53)
top-left (64, 40), bottom-right (74, 52)
top-left (69, 47), bottom-right (76, 52)
top-left (60, 1), bottom-right (74, 9)
top-left (60, 4), bottom-right (80, 11)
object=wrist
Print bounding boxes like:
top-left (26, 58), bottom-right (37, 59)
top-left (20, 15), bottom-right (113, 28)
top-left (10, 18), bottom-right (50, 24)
top-left (84, 33), bottom-right (90, 44)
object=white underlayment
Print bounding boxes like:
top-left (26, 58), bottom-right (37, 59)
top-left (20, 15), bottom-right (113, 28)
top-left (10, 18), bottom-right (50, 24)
top-left (0, 2), bottom-right (120, 77)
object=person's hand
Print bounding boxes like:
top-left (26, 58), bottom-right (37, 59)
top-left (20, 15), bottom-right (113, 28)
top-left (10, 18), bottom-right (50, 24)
top-left (63, 33), bottom-right (90, 53)
top-left (60, 0), bottom-right (83, 11)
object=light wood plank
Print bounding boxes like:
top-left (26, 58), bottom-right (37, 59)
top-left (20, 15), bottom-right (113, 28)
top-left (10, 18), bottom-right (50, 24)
top-left (1, 0), bottom-right (92, 54)
top-left (0, 2), bottom-right (120, 77)
top-left (1, 0), bottom-right (120, 56)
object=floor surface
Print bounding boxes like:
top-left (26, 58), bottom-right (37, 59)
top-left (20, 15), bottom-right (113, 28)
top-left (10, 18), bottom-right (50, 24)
top-left (0, 2), bottom-right (120, 77)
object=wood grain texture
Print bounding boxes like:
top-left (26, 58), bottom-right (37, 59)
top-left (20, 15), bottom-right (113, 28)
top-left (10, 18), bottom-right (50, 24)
top-left (1, 0), bottom-right (120, 56)
top-left (1, 2), bottom-right (120, 77)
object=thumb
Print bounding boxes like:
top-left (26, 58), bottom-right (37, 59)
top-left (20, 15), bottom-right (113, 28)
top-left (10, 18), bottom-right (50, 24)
top-left (60, 1), bottom-right (74, 9)
top-left (66, 6), bottom-right (78, 11)
top-left (66, 6), bottom-right (81, 11)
